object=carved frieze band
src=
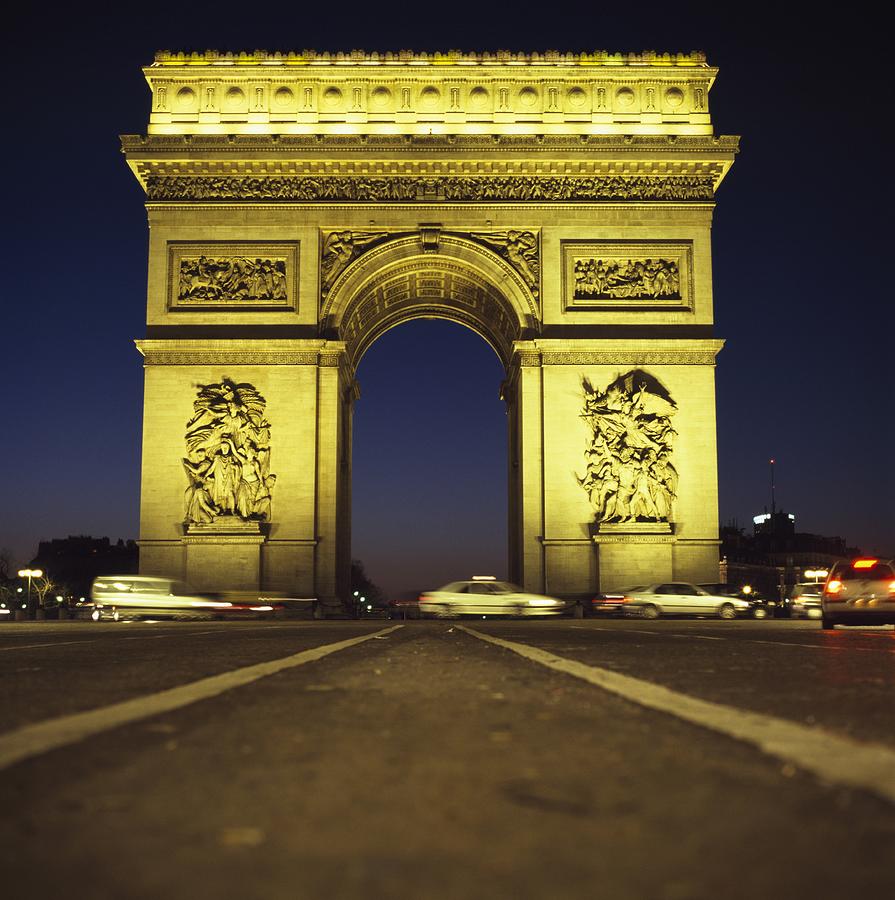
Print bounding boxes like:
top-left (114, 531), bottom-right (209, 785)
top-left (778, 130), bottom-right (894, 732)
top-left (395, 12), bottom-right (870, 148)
top-left (135, 341), bottom-right (348, 366)
top-left (146, 174), bottom-right (714, 202)
top-left (515, 351), bottom-right (720, 366)
top-left (140, 350), bottom-right (322, 365)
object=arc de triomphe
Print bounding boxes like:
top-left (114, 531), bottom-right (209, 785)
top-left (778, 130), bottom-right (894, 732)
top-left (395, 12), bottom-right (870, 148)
top-left (122, 50), bottom-right (738, 613)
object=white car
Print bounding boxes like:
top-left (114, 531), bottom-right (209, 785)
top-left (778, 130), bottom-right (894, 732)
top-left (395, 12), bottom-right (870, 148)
top-left (418, 578), bottom-right (571, 618)
top-left (621, 582), bottom-right (757, 620)
top-left (88, 575), bottom-right (279, 621)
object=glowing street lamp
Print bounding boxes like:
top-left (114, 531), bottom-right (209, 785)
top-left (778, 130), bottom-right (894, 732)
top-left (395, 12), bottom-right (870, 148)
top-left (17, 568), bottom-right (43, 617)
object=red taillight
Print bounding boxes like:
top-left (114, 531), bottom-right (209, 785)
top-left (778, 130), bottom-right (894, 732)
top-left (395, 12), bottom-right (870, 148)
top-left (888, 581), bottom-right (895, 595)
top-left (825, 579), bottom-right (843, 597)
top-left (853, 558), bottom-right (878, 569)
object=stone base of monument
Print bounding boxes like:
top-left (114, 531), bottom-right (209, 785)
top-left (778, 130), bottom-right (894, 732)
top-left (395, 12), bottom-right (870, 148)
top-left (592, 521), bottom-right (675, 591)
top-left (183, 517), bottom-right (266, 593)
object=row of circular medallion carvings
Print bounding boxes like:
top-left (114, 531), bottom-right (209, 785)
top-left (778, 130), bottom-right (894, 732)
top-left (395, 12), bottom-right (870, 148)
top-left (338, 262), bottom-right (522, 367)
top-left (158, 83), bottom-right (704, 116)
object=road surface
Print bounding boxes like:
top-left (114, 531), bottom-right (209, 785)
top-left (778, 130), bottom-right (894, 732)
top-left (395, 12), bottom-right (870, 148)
top-left (1, 617), bottom-right (893, 899)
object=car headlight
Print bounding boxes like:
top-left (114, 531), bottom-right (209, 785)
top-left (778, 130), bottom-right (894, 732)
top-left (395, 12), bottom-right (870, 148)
top-left (529, 598), bottom-right (559, 607)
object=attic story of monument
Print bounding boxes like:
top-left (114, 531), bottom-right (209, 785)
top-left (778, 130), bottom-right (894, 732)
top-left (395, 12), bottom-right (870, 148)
top-left (123, 49), bottom-right (738, 612)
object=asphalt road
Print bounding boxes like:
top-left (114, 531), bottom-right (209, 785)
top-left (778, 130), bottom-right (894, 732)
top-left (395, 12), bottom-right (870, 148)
top-left (0, 617), bottom-right (893, 900)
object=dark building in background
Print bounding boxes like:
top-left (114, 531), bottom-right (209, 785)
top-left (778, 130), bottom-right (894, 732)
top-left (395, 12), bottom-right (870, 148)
top-left (31, 536), bottom-right (138, 599)
top-left (720, 510), bottom-right (861, 601)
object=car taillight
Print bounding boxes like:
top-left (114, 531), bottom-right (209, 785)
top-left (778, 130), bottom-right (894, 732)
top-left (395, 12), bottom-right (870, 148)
top-left (853, 558), bottom-right (878, 569)
top-left (825, 579), bottom-right (843, 596)
top-left (889, 581), bottom-right (895, 595)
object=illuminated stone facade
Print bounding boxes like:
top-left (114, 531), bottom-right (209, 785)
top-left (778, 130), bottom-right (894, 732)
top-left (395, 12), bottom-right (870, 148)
top-left (124, 50), bottom-right (737, 609)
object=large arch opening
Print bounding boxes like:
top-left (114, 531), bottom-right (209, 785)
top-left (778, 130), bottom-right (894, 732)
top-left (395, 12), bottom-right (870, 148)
top-left (323, 234), bottom-right (538, 606)
top-left (352, 319), bottom-right (508, 603)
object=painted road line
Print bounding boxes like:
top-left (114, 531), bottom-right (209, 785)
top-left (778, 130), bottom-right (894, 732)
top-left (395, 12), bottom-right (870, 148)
top-left (0, 640), bottom-right (99, 652)
top-left (744, 639), bottom-right (895, 654)
top-left (568, 625), bottom-right (726, 641)
top-left (460, 625), bottom-right (895, 805)
top-left (0, 625), bottom-right (402, 772)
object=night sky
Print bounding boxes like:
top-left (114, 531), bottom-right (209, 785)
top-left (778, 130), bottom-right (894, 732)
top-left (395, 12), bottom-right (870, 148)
top-left (3, 4), bottom-right (891, 600)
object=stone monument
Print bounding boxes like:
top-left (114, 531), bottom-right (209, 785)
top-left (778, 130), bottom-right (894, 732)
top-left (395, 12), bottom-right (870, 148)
top-left (122, 49), bottom-right (738, 612)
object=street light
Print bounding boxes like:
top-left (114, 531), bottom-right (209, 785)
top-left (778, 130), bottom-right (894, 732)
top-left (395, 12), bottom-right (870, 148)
top-left (18, 568), bottom-right (43, 618)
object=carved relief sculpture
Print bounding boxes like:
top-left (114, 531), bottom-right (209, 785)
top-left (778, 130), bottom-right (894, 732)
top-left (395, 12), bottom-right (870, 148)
top-left (578, 370), bottom-right (678, 524)
top-left (178, 256), bottom-right (287, 304)
top-left (320, 230), bottom-right (391, 294)
top-left (147, 174), bottom-right (715, 203)
top-left (183, 378), bottom-right (276, 524)
top-left (573, 257), bottom-right (680, 301)
top-left (471, 230), bottom-right (540, 296)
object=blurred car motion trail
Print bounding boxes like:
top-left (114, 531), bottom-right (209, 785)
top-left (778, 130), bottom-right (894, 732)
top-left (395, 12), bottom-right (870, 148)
top-left (88, 575), bottom-right (285, 621)
top-left (419, 578), bottom-right (571, 618)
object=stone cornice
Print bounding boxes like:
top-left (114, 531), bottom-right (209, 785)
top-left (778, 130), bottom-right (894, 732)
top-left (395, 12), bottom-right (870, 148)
top-left (122, 133), bottom-right (738, 152)
top-left (151, 50), bottom-right (710, 68)
top-left (122, 135), bottom-right (737, 196)
top-left (135, 339), bottom-right (348, 366)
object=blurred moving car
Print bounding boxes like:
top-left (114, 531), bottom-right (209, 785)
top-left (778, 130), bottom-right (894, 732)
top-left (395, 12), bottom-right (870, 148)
top-left (88, 576), bottom-right (282, 621)
top-left (418, 577), bottom-right (571, 618)
top-left (698, 582), bottom-right (774, 620)
top-left (388, 596), bottom-right (421, 620)
top-left (622, 582), bottom-right (760, 619)
top-left (586, 592), bottom-right (631, 617)
top-left (821, 558), bottom-right (895, 630)
top-left (789, 582), bottom-right (824, 619)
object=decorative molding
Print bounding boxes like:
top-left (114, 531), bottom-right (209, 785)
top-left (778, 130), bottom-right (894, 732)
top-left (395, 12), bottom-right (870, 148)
top-left (181, 534), bottom-right (267, 545)
top-left (135, 340), bottom-right (346, 366)
top-left (595, 522), bottom-right (672, 534)
top-left (146, 174), bottom-right (715, 202)
top-left (151, 49), bottom-right (709, 67)
top-left (514, 349), bottom-right (722, 366)
top-left (591, 533), bottom-right (676, 544)
top-left (167, 242), bottom-right (298, 311)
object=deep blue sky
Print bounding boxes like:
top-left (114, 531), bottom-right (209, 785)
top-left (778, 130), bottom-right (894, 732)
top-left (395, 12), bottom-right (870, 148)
top-left (2, 4), bottom-right (891, 598)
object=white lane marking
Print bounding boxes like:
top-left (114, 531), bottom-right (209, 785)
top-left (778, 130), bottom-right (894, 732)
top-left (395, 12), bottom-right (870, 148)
top-left (0, 625), bottom-right (402, 772)
top-left (459, 625), bottom-right (895, 806)
top-left (0, 640), bottom-right (99, 652)
top-left (569, 625), bottom-right (725, 641)
top-left (744, 639), bottom-right (894, 654)
top-left (0, 624), bottom-right (304, 650)
top-left (574, 625), bottom-right (891, 652)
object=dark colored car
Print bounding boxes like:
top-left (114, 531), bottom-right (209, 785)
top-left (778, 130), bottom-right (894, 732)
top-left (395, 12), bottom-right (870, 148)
top-left (586, 592), bottom-right (631, 616)
top-left (821, 558), bottom-right (895, 629)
